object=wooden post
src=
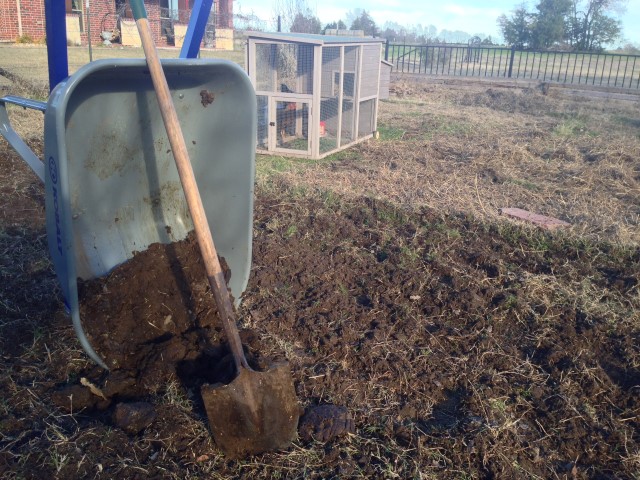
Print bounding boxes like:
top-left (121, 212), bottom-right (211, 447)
top-left (508, 45), bottom-right (516, 78)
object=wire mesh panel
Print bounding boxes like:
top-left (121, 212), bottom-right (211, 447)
top-left (255, 42), bottom-right (314, 94)
top-left (256, 95), bottom-right (268, 151)
top-left (276, 100), bottom-right (309, 152)
top-left (341, 46), bottom-right (360, 144)
top-left (358, 99), bottom-right (376, 138)
top-left (320, 46), bottom-right (341, 154)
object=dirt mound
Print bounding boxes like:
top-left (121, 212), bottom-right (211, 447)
top-left (455, 87), bottom-right (552, 114)
top-left (78, 232), bottom-right (246, 396)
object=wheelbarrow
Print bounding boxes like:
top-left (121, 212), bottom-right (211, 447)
top-left (0, 59), bottom-right (256, 369)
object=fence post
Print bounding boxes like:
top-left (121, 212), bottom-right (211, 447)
top-left (507, 45), bottom-right (516, 78)
top-left (385, 39), bottom-right (389, 62)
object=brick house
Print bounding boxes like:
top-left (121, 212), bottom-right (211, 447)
top-left (0, 0), bottom-right (234, 49)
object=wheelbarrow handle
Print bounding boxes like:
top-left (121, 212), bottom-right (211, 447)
top-left (0, 97), bottom-right (46, 183)
top-left (129, 0), bottom-right (250, 371)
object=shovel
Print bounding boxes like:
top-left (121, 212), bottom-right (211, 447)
top-left (129, 0), bottom-right (299, 457)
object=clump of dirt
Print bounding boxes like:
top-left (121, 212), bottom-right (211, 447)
top-left (78, 232), bottom-right (238, 395)
top-left (455, 87), bottom-right (551, 114)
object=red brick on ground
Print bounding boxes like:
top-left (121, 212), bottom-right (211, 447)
top-left (499, 208), bottom-right (570, 230)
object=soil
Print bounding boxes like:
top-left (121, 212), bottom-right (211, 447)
top-left (1, 76), bottom-right (639, 478)
top-left (3, 183), bottom-right (638, 478)
top-left (77, 232), bottom-right (234, 394)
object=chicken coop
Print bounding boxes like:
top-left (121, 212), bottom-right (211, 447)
top-left (246, 32), bottom-right (385, 159)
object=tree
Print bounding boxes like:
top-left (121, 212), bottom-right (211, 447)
top-left (498, 4), bottom-right (533, 48)
top-left (530, 0), bottom-right (572, 48)
top-left (497, 0), bottom-right (623, 51)
top-left (350, 10), bottom-right (378, 36)
top-left (568, 0), bottom-right (623, 51)
top-left (323, 20), bottom-right (347, 31)
top-left (290, 12), bottom-right (322, 34)
top-left (272, 0), bottom-right (319, 33)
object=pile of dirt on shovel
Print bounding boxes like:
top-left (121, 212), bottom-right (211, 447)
top-left (78, 232), bottom-right (256, 397)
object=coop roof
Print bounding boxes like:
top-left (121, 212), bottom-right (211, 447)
top-left (246, 31), bottom-right (384, 45)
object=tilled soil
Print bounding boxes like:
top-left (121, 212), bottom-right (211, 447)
top-left (78, 233), bottom-right (232, 395)
top-left (2, 184), bottom-right (637, 478)
top-left (1, 73), bottom-right (639, 476)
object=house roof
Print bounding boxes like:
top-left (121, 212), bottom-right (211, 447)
top-left (246, 31), bottom-right (384, 45)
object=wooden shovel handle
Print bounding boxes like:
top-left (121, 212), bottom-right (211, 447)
top-left (129, 0), bottom-right (249, 370)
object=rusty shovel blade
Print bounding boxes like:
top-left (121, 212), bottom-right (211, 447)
top-left (201, 362), bottom-right (300, 458)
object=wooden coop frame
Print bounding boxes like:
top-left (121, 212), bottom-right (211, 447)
top-left (246, 32), bottom-right (385, 159)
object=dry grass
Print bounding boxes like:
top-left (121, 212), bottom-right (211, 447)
top-left (257, 80), bottom-right (640, 245)
top-left (0, 57), bottom-right (639, 478)
top-left (0, 44), bottom-right (243, 95)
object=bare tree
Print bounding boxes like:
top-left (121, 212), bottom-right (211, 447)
top-left (568, 0), bottom-right (624, 51)
top-left (272, 0), bottom-right (317, 33)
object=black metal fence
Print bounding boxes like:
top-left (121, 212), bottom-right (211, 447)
top-left (385, 43), bottom-right (640, 89)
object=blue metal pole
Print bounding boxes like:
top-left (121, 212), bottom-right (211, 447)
top-left (44, 0), bottom-right (69, 91)
top-left (179, 0), bottom-right (214, 59)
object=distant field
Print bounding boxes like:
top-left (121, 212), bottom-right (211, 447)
top-left (0, 44), bottom-right (244, 91)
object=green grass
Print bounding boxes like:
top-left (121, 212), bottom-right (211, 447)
top-left (0, 44), bottom-right (243, 88)
top-left (426, 115), bottom-right (473, 137)
top-left (377, 124), bottom-right (406, 141)
top-left (553, 118), bottom-right (590, 137)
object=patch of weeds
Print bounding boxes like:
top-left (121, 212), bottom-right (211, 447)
top-left (527, 232), bottom-right (551, 253)
top-left (50, 450), bottom-right (69, 473)
top-left (507, 178), bottom-right (540, 191)
top-left (614, 115), bottom-right (640, 129)
top-left (383, 98), bottom-right (428, 107)
top-left (257, 155), bottom-right (295, 173)
top-left (326, 148), bottom-right (362, 162)
top-left (435, 222), bottom-right (461, 240)
top-left (490, 398), bottom-right (508, 413)
top-left (377, 124), bottom-right (406, 141)
top-left (375, 204), bottom-right (406, 226)
top-left (162, 380), bottom-right (192, 411)
top-left (321, 189), bottom-right (341, 208)
top-left (15, 34), bottom-right (34, 44)
top-left (504, 294), bottom-right (518, 309)
top-left (445, 227), bottom-right (461, 240)
top-left (553, 118), bottom-right (591, 137)
top-left (287, 185), bottom-right (308, 199)
top-left (400, 245), bottom-right (420, 267)
top-left (518, 387), bottom-right (532, 400)
top-left (284, 225), bottom-right (298, 238)
top-left (423, 115), bottom-right (473, 140)
top-left (494, 222), bottom-right (525, 247)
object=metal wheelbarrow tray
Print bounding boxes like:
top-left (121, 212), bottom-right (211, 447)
top-left (0, 59), bottom-right (256, 369)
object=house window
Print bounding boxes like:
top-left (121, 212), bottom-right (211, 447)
top-left (115, 0), bottom-right (133, 18)
top-left (66, 0), bottom-right (84, 32)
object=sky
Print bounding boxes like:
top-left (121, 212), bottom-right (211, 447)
top-left (234, 0), bottom-right (640, 46)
